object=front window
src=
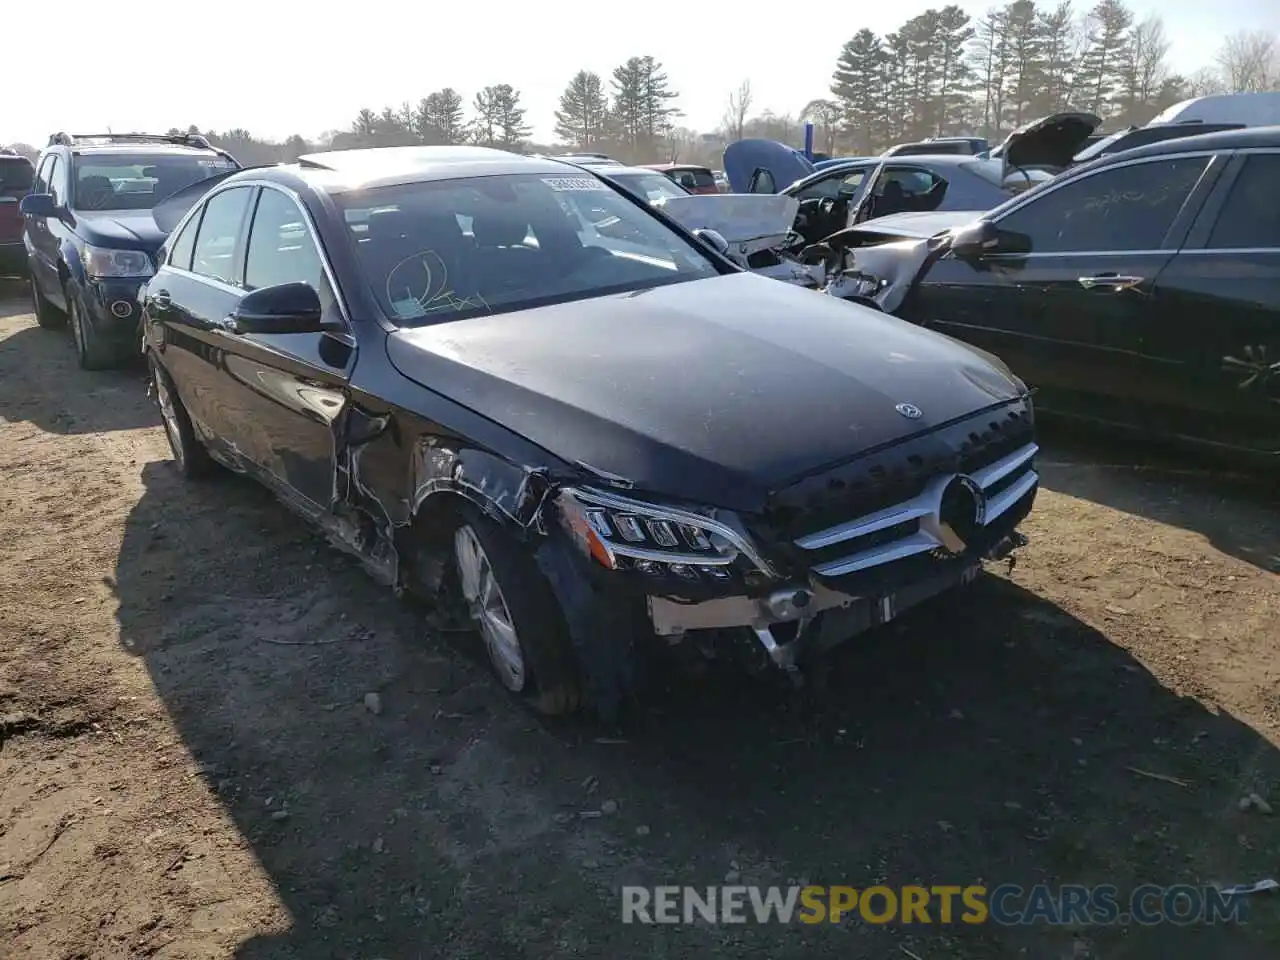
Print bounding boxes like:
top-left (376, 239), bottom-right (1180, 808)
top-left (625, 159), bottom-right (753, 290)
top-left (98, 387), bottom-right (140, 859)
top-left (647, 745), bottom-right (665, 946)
top-left (337, 173), bottom-right (722, 325)
top-left (72, 153), bottom-right (238, 212)
top-left (608, 172), bottom-right (689, 204)
top-left (994, 156), bottom-right (1211, 253)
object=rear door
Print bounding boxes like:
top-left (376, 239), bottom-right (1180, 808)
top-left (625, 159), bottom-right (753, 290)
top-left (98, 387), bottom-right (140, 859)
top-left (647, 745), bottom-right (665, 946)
top-left (1153, 149), bottom-right (1280, 454)
top-left (911, 152), bottom-right (1220, 427)
top-left (147, 185), bottom-right (256, 441)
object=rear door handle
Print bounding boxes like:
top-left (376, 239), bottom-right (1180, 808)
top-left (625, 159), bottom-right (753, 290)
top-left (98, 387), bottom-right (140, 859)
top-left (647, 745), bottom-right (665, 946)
top-left (1077, 274), bottom-right (1143, 291)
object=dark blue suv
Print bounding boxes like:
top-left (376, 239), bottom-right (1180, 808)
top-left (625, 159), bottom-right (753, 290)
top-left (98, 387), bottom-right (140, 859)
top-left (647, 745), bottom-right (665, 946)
top-left (22, 133), bottom-right (239, 368)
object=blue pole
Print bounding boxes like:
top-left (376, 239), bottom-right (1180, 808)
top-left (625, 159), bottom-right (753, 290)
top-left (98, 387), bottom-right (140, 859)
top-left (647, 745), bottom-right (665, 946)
top-left (803, 123), bottom-right (814, 161)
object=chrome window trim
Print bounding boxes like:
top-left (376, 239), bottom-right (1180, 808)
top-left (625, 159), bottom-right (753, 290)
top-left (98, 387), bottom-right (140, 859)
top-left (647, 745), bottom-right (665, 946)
top-left (1178, 247), bottom-right (1279, 255)
top-left (165, 179), bottom-right (353, 328)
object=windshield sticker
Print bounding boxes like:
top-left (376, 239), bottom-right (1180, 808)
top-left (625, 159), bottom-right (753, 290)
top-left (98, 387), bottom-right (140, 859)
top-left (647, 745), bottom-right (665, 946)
top-left (541, 176), bottom-right (610, 192)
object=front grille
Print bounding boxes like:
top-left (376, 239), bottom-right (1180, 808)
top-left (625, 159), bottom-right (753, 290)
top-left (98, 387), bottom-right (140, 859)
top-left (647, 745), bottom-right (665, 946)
top-left (757, 398), bottom-right (1037, 588)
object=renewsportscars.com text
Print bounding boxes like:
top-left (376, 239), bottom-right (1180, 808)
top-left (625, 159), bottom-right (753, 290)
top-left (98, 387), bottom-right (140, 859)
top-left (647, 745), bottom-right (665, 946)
top-left (621, 884), bottom-right (1247, 926)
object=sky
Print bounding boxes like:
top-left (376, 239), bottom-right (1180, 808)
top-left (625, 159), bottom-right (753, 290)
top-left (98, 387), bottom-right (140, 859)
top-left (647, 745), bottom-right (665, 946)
top-left (5, 0), bottom-right (1278, 149)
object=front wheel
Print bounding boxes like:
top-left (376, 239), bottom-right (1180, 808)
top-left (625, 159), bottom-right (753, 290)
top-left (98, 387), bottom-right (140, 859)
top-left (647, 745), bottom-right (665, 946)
top-left (68, 290), bottom-right (119, 370)
top-left (31, 278), bottom-right (65, 330)
top-left (452, 510), bottom-right (582, 715)
top-left (150, 355), bottom-right (213, 479)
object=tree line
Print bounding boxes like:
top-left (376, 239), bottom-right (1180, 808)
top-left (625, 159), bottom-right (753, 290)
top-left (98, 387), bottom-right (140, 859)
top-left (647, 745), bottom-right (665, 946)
top-left (4, 13), bottom-right (1277, 167)
top-left (817, 2), bottom-right (1279, 154)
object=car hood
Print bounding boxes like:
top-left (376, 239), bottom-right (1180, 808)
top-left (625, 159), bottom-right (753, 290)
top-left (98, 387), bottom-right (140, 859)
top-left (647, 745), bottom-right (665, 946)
top-left (723, 139), bottom-right (814, 193)
top-left (993, 111), bottom-right (1101, 171)
top-left (386, 273), bottom-right (1025, 512)
top-left (72, 210), bottom-right (167, 251)
top-left (658, 194), bottom-right (799, 247)
top-left (831, 210), bottom-right (986, 244)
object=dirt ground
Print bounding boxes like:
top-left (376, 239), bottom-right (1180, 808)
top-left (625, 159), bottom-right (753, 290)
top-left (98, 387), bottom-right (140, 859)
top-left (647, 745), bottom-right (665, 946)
top-left (1, 281), bottom-right (1278, 960)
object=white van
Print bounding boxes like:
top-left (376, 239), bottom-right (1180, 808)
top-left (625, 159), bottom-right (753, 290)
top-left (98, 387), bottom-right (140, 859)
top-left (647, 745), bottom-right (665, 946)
top-left (1147, 92), bottom-right (1280, 126)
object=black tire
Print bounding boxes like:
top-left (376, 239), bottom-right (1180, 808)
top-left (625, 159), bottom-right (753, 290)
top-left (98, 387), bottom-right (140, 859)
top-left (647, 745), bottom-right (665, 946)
top-left (67, 288), bottom-right (120, 370)
top-left (31, 278), bottom-right (65, 330)
top-left (150, 355), bottom-right (214, 479)
top-left (452, 506), bottom-right (583, 715)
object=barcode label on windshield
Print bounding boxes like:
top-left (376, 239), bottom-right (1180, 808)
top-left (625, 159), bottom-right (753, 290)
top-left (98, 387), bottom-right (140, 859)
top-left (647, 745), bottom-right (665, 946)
top-left (542, 177), bottom-right (609, 192)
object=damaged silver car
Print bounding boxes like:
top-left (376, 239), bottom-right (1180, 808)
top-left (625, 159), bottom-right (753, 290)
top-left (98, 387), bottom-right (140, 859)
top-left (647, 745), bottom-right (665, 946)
top-left (141, 146), bottom-right (1038, 718)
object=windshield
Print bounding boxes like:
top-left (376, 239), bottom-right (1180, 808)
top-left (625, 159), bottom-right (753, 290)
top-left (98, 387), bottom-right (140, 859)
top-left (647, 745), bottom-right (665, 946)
top-left (338, 172), bottom-right (722, 325)
top-left (72, 153), bottom-right (238, 211)
top-left (608, 172), bottom-right (689, 204)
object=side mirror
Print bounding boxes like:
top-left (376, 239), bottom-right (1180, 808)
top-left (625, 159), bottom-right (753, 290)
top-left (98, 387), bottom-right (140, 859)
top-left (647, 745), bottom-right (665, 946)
top-left (20, 193), bottom-right (59, 218)
top-left (229, 281), bottom-right (323, 334)
top-left (693, 228), bottom-right (730, 257)
top-left (948, 220), bottom-right (1006, 260)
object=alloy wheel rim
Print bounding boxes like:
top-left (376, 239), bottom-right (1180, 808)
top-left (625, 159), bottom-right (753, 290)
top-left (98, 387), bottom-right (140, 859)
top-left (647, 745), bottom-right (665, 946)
top-left (453, 524), bottom-right (525, 691)
top-left (154, 376), bottom-right (184, 464)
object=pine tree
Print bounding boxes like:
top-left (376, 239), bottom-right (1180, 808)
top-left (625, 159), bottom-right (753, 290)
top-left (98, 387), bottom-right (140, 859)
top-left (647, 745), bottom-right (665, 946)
top-left (830, 29), bottom-right (888, 153)
top-left (554, 71), bottom-right (610, 149)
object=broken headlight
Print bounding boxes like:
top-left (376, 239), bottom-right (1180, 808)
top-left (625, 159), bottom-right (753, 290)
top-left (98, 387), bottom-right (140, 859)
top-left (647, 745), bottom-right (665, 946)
top-left (556, 487), bottom-right (774, 582)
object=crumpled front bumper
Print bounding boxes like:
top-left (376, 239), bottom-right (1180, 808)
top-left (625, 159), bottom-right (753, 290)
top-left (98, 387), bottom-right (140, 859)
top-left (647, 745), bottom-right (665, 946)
top-left (648, 529), bottom-right (1027, 672)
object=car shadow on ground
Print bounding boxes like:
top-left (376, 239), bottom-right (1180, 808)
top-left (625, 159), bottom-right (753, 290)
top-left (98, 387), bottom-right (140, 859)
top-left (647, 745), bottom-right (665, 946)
top-left (1037, 425), bottom-right (1280, 574)
top-left (114, 460), bottom-right (1280, 959)
top-left (0, 309), bottom-right (155, 435)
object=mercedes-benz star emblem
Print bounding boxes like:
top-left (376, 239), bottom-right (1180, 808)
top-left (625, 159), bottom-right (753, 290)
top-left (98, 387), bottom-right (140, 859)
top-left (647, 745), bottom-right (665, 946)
top-left (937, 475), bottom-right (986, 555)
top-left (895, 402), bottom-right (923, 419)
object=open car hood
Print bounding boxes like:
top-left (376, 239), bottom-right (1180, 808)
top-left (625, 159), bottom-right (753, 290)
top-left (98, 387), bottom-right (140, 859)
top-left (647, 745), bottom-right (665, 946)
top-left (659, 194), bottom-right (799, 248)
top-left (151, 169), bottom-right (244, 235)
top-left (993, 111), bottom-right (1101, 171)
top-left (722, 139), bottom-right (814, 193)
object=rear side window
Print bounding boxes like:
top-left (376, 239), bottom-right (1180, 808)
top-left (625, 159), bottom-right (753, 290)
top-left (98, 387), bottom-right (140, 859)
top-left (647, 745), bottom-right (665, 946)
top-left (167, 211), bottom-right (200, 270)
top-left (997, 157), bottom-right (1210, 253)
top-left (1205, 154), bottom-right (1280, 250)
top-left (192, 187), bottom-right (252, 284)
top-left (0, 157), bottom-right (34, 199)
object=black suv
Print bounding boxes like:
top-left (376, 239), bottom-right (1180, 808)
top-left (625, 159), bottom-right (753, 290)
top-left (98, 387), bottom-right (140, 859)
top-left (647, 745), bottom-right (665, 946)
top-left (22, 133), bottom-right (239, 368)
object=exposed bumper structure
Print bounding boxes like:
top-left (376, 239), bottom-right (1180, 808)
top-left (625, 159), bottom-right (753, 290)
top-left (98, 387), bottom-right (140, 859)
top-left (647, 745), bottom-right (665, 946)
top-left (647, 441), bottom-right (1037, 672)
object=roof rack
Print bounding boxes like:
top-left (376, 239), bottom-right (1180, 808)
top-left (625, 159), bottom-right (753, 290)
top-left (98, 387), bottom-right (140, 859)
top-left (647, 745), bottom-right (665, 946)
top-left (47, 131), bottom-right (215, 150)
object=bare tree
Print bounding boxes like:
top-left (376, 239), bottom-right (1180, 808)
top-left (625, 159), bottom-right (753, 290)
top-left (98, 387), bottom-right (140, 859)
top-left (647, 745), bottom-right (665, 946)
top-left (722, 80), bottom-right (753, 141)
top-left (1187, 65), bottom-right (1227, 97)
top-left (800, 98), bottom-right (842, 154)
top-left (1216, 29), bottom-right (1277, 93)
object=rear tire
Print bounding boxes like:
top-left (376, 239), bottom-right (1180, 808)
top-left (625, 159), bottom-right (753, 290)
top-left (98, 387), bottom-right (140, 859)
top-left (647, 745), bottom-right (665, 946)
top-left (68, 289), bottom-right (119, 370)
top-left (31, 278), bottom-right (65, 330)
top-left (150, 355), bottom-right (213, 479)
top-left (451, 507), bottom-right (583, 715)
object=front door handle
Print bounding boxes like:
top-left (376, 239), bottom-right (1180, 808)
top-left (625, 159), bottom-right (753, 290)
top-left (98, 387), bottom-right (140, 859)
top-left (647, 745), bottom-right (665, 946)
top-left (1078, 273), bottom-right (1143, 291)
top-left (150, 289), bottom-right (172, 311)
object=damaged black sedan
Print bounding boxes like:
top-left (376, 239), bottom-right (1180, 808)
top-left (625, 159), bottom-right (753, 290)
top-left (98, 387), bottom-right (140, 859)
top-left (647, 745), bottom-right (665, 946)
top-left (141, 147), bottom-right (1038, 716)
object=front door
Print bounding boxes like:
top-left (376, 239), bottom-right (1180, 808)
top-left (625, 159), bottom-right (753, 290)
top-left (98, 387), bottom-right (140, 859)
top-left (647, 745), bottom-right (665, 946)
top-left (209, 185), bottom-right (354, 511)
top-left (913, 152), bottom-right (1220, 430)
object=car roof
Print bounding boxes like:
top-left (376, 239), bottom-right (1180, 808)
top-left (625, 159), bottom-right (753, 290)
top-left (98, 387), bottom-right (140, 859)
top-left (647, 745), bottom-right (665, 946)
top-left (596, 166), bottom-right (673, 178)
top-left (289, 145), bottom-right (590, 193)
top-left (646, 163), bottom-right (710, 172)
top-left (1097, 123), bottom-right (1280, 163)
